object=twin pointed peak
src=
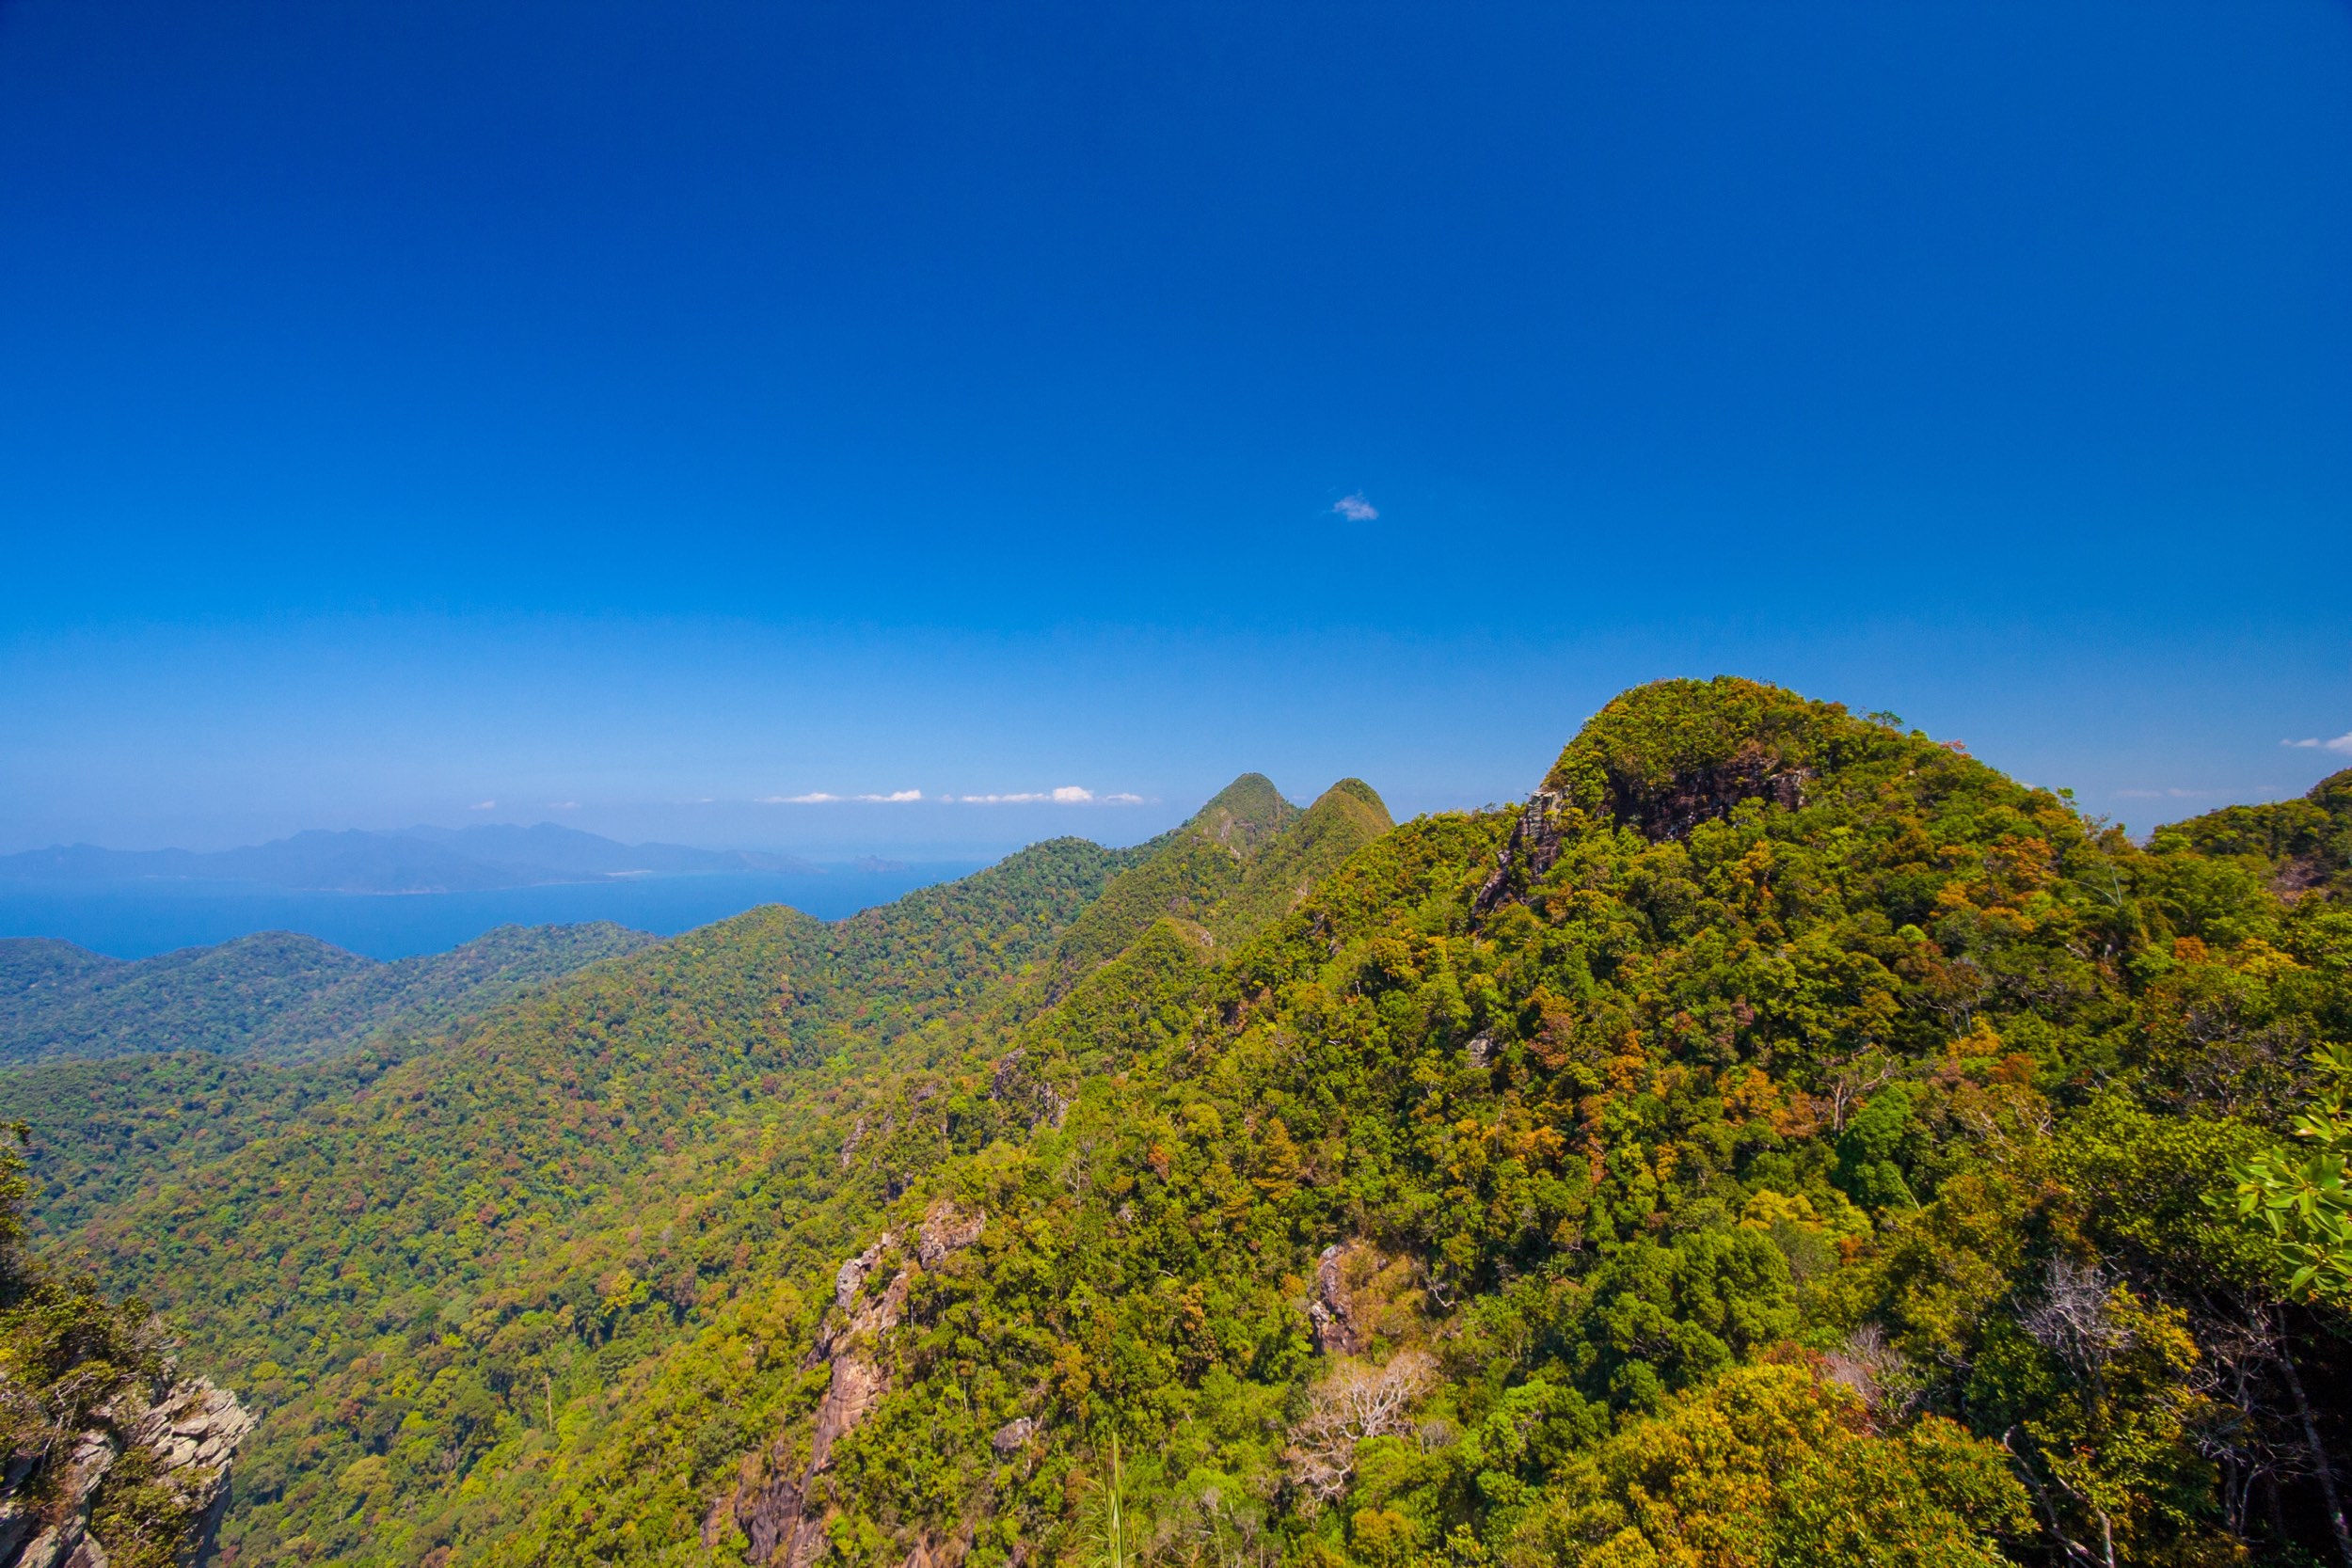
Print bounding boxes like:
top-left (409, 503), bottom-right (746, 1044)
top-left (1179, 773), bottom-right (1393, 858)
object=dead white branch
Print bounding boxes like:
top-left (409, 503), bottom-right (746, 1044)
top-left (1283, 1352), bottom-right (1437, 1509)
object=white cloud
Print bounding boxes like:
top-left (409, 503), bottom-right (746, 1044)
top-left (548, 800), bottom-right (580, 810)
top-left (764, 784), bottom-right (1141, 805)
top-left (2283, 732), bottom-right (2352, 754)
top-left (469, 800), bottom-right (496, 811)
top-left (957, 785), bottom-right (1099, 804)
top-left (757, 789), bottom-right (919, 803)
top-left (1332, 492), bottom-right (1378, 522)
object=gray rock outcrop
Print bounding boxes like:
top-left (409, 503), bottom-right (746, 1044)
top-left (707, 1202), bottom-right (987, 1568)
top-left (0, 1375), bottom-right (255, 1568)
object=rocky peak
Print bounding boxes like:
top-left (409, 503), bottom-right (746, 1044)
top-left (1544, 676), bottom-right (1834, 845)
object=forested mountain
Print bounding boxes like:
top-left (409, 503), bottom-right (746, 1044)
top-left (0, 922), bottom-right (655, 1066)
top-left (0, 922), bottom-right (659, 1249)
top-left (2164, 768), bottom-right (2352, 903)
top-left (15, 685), bottom-right (2352, 1568)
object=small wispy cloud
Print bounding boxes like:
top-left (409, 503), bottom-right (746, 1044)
top-left (2283, 732), bottom-right (2352, 754)
top-left (1332, 492), bottom-right (1378, 522)
top-left (764, 785), bottom-right (1142, 805)
top-left (548, 800), bottom-right (580, 810)
top-left (469, 800), bottom-right (497, 811)
top-left (958, 785), bottom-right (1101, 804)
top-left (2114, 786), bottom-right (2226, 800)
top-left (759, 790), bottom-right (920, 803)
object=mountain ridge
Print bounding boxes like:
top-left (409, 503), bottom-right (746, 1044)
top-left (12, 694), bottom-right (2351, 1568)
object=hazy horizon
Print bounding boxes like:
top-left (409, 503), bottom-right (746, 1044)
top-left (4, 1), bottom-right (2347, 859)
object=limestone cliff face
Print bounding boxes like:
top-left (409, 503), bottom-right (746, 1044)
top-left (0, 1374), bottom-right (255, 1568)
top-left (706, 1200), bottom-right (987, 1568)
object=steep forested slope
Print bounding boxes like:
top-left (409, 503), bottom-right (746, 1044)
top-left (0, 922), bottom-right (656, 1066)
top-left (487, 680), bottom-right (2349, 1568)
top-left (38, 697), bottom-right (2352, 1568)
top-left (38, 786), bottom-right (1393, 1568)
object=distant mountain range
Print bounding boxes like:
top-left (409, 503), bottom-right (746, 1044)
top-left (0, 822), bottom-right (824, 894)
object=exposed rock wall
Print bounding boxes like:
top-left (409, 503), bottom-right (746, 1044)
top-left (1606, 740), bottom-right (1807, 843)
top-left (1473, 791), bottom-right (1564, 914)
top-left (708, 1201), bottom-right (986, 1568)
top-left (1477, 745), bottom-right (1810, 914)
top-left (0, 1376), bottom-right (254, 1568)
top-left (1308, 1243), bottom-right (1368, 1356)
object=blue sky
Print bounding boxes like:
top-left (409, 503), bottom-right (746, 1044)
top-left (2, 0), bottom-right (2347, 857)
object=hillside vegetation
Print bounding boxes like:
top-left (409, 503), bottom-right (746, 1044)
top-left (19, 689), bottom-right (2352, 1568)
top-left (0, 1046), bottom-right (419, 1240)
top-left (0, 922), bottom-right (662, 1240)
top-left (0, 922), bottom-right (656, 1067)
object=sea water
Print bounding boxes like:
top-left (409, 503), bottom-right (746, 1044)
top-left (0, 866), bottom-right (983, 959)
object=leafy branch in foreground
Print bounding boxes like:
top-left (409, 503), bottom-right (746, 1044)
top-left (2231, 1040), bottom-right (2352, 1308)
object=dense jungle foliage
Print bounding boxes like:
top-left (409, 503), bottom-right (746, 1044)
top-left (13, 682), bottom-right (2352, 1568)
top-left (48, 832), bottom-right (1170, 1564)
top-left (0, 922), bottom-right (655, 1067)
top-left (0, 1044), bottom-right (424, 1239)
top-left (0, 920), bottom-right (656, 1239)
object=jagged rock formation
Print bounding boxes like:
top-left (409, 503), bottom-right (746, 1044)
top-left (0, 1375), bottom-right (254, 1568)
top-left (1603, 739), bottom-right (1807, 843)
top-left (710, 1201), bottom-right (987, 1568)
top-left (1307, 1243), bottom-right (1369, 1356)
top-left (1473, 790), bottom-right (1564, 914)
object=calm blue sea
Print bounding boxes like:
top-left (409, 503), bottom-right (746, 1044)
top-left (0, 866), bottom-right (985, 959)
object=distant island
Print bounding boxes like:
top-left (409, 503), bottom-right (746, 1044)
top-left (0, 821), bottom-right (827, 895)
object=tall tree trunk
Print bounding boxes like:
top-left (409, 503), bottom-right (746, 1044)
top-left (2278, 1323), bottom-right (2352, 1568)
